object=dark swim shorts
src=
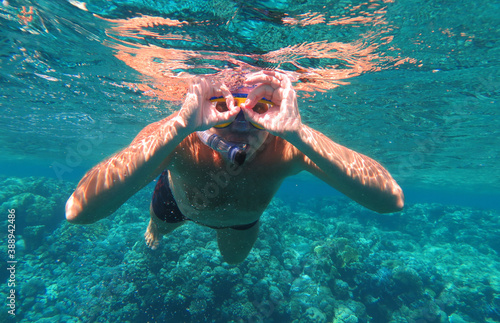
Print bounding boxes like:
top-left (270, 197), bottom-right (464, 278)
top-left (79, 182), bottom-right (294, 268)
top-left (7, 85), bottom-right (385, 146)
top-left (151, 170), bottom-right (258, 230)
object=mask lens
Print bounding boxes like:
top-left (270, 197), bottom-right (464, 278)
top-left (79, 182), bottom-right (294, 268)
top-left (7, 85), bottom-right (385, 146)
top-left (213, 121), bottom-right (232, 128)
top-left (253, 102), bottom-right (269, 114)
top-left (214, 101), bottom-right (229, 112)
top-left (210, 95), bottom-right (271, 129)
top-left (250, 122), bottom-right (264, 130)
top-left (211, 98), bottom-right (231, 128)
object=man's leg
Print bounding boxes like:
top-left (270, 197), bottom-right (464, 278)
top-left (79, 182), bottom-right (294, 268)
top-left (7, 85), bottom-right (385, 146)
top-left (216, 222), bottom-right (259, 264)
top-left (145, 203), bottom-right (185, 250)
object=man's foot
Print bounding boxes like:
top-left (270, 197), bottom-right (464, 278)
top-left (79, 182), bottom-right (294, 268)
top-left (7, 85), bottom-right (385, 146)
top-left (145, 206), bottom-right (186, 250)
top-left (145, 218), bottom-right (162, 250)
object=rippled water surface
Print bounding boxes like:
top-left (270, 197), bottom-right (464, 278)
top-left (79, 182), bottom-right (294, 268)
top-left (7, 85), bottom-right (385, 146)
top-left (1, 0), bottom-right (499, 195)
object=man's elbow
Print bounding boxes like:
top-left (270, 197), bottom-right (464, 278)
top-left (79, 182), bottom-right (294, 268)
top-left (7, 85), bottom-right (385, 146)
top-left (395, 191), bottom-right (405, 211)
top-left (65, 195), bottom-right (95, 224)
top-left (66, 211), bottom-right (91, 224)
top-left (390, 192), bottom-right (405, 213)
top-left (380, 189), bottom-right (405, 213)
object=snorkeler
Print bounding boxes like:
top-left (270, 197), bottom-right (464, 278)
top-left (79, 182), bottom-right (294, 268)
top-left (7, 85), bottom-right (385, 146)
top-left (65, 71), bottom-right (404, 264)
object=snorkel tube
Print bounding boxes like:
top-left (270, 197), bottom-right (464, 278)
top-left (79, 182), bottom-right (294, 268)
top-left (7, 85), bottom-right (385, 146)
top-left (197, 130), bottom-right (248, 166)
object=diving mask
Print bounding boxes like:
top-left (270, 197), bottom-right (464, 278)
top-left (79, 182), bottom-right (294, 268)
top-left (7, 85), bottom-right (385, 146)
top-left (210, 93), bottom-right (273, 130)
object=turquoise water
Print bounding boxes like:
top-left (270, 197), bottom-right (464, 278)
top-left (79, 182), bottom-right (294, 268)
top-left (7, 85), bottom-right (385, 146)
top-left (0, 0), bottom-right (499, 322)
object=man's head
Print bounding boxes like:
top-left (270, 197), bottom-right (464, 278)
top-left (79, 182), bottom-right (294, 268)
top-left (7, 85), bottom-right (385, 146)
top-left (210, 90), bottom-right (272, 130)
top-left (199, 70), bottom-right (276, 161)
top-left (209, 89), bottom-right (271, 159)
top-left (210, 69), bottom-right (251, 93)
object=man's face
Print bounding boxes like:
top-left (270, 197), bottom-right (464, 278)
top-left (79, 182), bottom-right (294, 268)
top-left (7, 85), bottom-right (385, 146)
top-left (212, 116), bottom-right (269, 153)
top-left (211, 87), bottom-right (271, 155)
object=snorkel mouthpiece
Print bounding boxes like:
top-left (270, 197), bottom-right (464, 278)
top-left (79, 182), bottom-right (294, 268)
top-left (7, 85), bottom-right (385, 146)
top-left (197, 130), bottom-right (247, 166)
top-left (232, 149), bottom-right (247, 166)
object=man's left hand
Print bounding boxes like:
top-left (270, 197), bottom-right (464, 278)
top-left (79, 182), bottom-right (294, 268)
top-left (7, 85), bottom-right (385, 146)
top-left (241, 71), bottom-right (302, 138)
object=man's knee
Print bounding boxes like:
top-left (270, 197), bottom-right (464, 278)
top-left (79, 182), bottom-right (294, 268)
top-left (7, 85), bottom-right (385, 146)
top-left (219, 237), bottom-right (254, 264)
top-left (222, 251), bottom-right (250, 265)
top-left (216, 225), bottom-right (259, 264)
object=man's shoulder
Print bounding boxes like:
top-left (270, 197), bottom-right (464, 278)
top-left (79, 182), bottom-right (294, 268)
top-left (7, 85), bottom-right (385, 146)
top-left (259, 135), bottom-right (303, 165)
top-left (173, 133), bottom-right (218, 164)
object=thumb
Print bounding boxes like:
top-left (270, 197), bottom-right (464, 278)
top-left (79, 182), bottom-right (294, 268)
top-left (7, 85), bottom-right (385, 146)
top-left (241, 107), bottom-right (265, 129)
top-left (218, 107), bottom-right (240, 123)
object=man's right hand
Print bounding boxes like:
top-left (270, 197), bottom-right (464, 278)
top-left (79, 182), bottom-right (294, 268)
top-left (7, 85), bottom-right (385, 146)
top-left (241, 71), bottom-right (302, 139)
top-left (176, 77), bottom-right (239, 132)
top-left (67, 77), bottom-right (240, 224)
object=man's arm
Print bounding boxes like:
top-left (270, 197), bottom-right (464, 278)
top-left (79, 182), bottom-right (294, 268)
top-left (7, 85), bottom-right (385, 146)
top-left (287, 125), bottom-right (404, 213)
top-left (66, 78), bottom-right (239, 224)
top-left (242, 71), bottom-right (404, 213)
top-left (65, 113), bottom-right (190, 224)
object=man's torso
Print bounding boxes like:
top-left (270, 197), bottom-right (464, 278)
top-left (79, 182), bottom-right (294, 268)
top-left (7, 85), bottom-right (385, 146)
top-left (165, 134), bottom-right (301, 227)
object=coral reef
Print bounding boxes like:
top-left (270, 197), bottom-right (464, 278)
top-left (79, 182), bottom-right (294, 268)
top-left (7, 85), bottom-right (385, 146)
top-left (0, 176), bottom-right (74, 251)
top-left (1, 176), bottom-right (499, 322)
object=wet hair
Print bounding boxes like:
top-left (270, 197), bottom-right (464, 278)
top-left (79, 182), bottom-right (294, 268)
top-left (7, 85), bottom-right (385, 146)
top-left (209, 68), bottom-right (258, 92)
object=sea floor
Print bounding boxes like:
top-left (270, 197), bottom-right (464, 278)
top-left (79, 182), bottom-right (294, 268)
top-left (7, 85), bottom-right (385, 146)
top-left (1, 176), bottom-right (499, 322)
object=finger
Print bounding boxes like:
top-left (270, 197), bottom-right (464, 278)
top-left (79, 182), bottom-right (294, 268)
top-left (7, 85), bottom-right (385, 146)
top-left (189, 76), bottom-right (202, 91)
top-left (245, 70), bottom-right (267, 80)
top-left (192, 77), bottom-right (213, 103)
top-left (220, 84), bottom-right (237, 112)
top-left (244, 73), bottom-right (281, 89)
top-left (242, 108), bottom-right (282, 135)
top-left (253, 71), bottom-right (293, 91)
top-left (273, 72), bottom-right (292, 88)
top-left (217, 108), bottom-right (239, 123)
top-left (204, 104), bottom-right (237, 128)
top-left (205, 78), bottom-right (224, 100)
top-left (210, 84), bottom-right (238, 124)
top-left (244, 71), bottom-right (266, 83)
top-left (241, 84), bottom-right (276, 109)
top-left (240, 106), bottom-right (265, 129)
